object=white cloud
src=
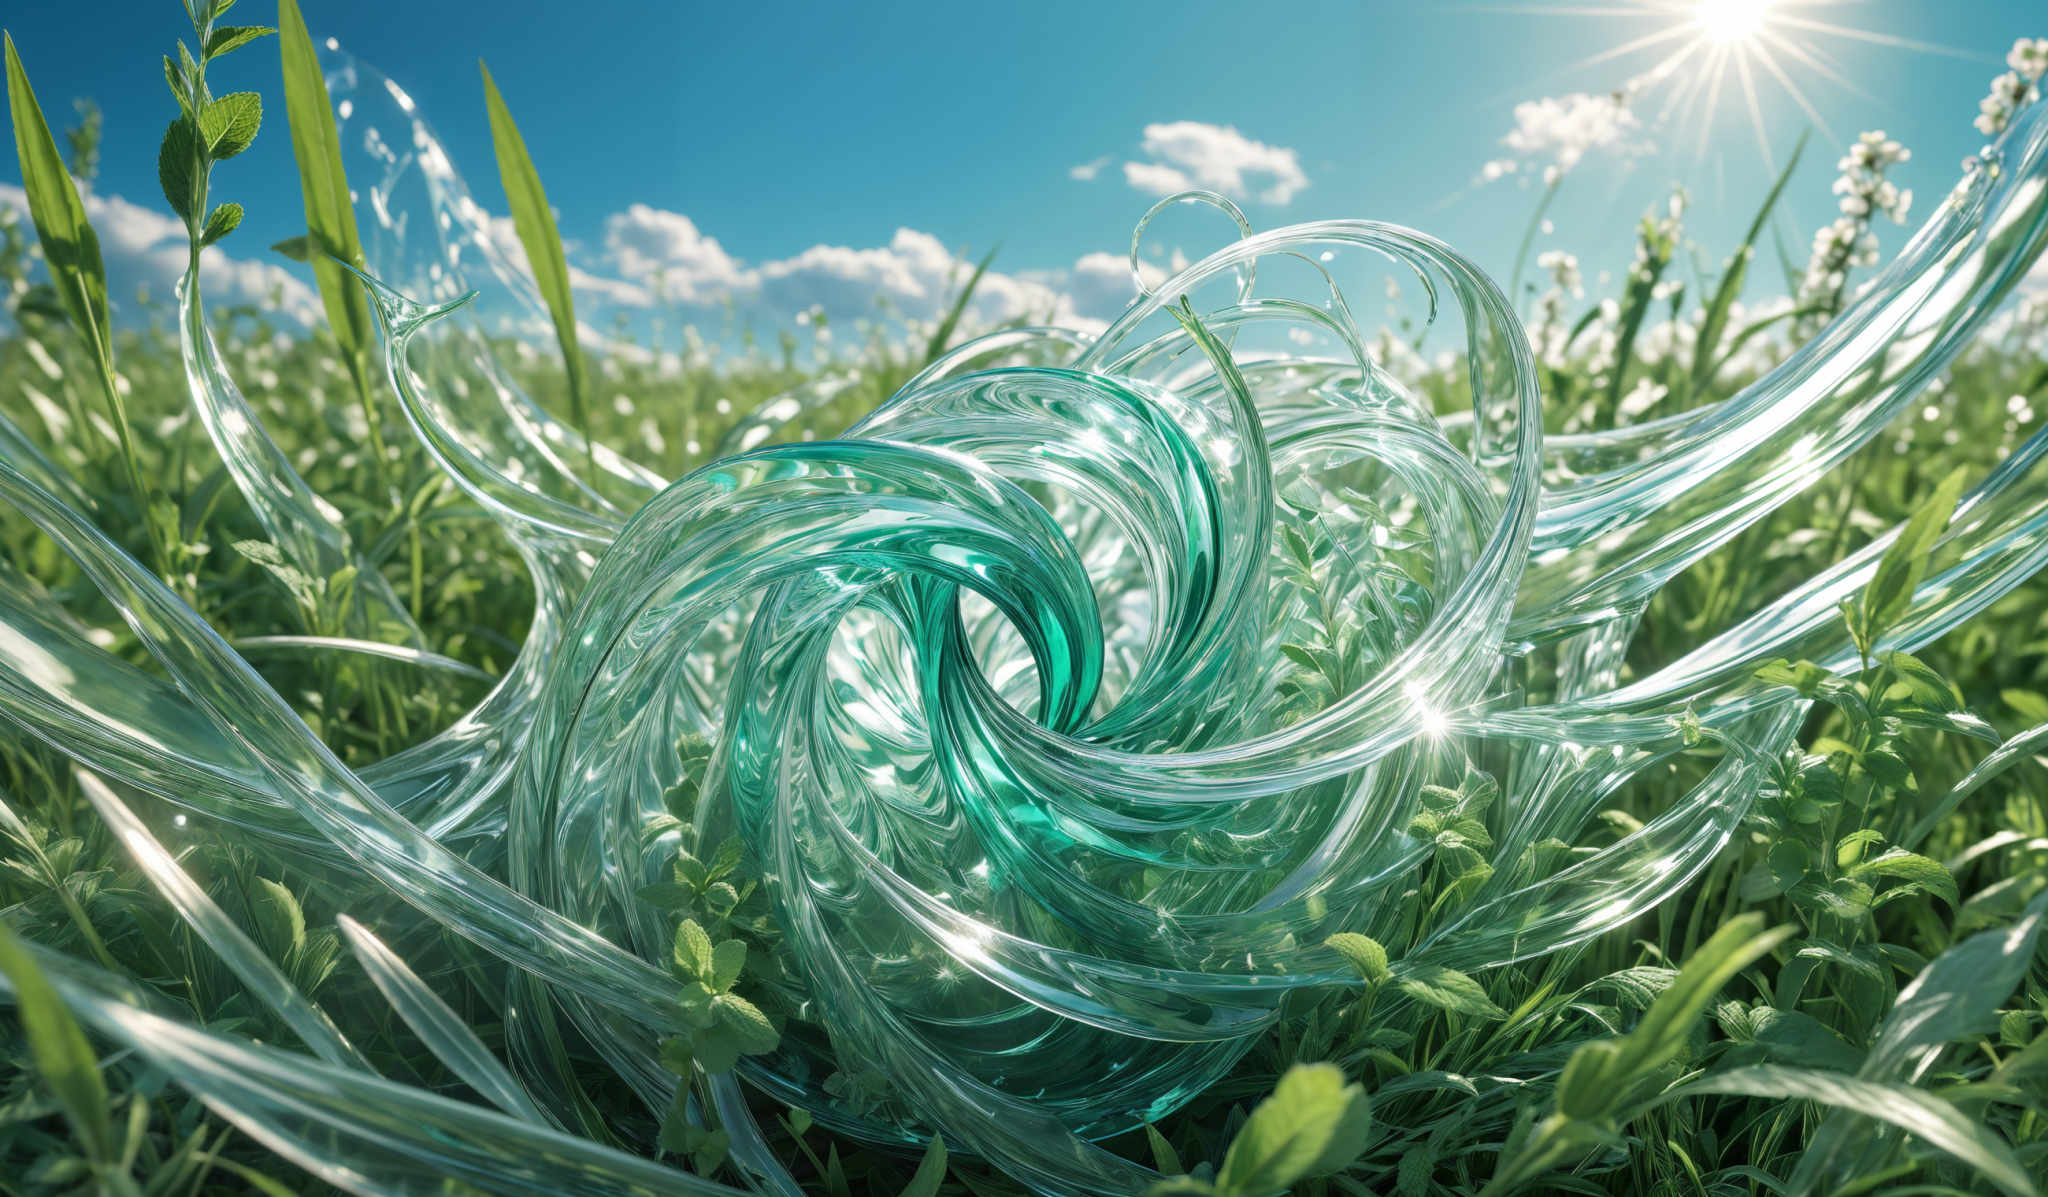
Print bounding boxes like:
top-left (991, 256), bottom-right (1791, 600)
top-left (1062, 251), bottom-right (1166, 321)
top-left (1122, 160), bottom-right (1197, 198)
top-left (566, 206), bottom-right (1115, 337)
top-left (1068, 155), bottom-right (1114, 182)
top-left (1496, 91), bottom-right (1647, 174)
top-left (756, 228), bottom-right (1083, 332)
top-left (1127, 121), bottom-right (1309, 205)
top-left (603, 203), bottom-right (750, 302)
top-left (0, 183), bottom-right (318, 326)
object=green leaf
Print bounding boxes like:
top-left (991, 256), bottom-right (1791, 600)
top-left (1863, 893), bottom-right (2045, 1079)
top-left (1145, 1123), bottom-right (1183, 1176)
top-left (270, 234), bottom-right (313, 262)
top-left (1857, 466), bottom-right (1967, 652)
top-left (900, 1135), bottom-right (948, 1197)
top-left (0, 924), bottom-right (113, 1164)
top-left (1394, 963), bottom-right (1505, 1019)
top-left (1616, 913), bottom-right (1791, 1079)
top-left (710, 937), bottom-right (746, 992)
top-left (1215, 1063), bottom-right (1373, 1197)
top-left (2002, 688), bottom-right (2048, 725)
top-left (711, 993), bottom-right (779, 1054)
top-left (251, 876), bottom-right (307, 958)
top-left (1324, 933), bottom-right (1390, 985)
top-left (692, 1027), bottom-right (740, 1075)
top-left (1848, 847), bottom-right (1958, 906)
top-left (674, 918), bottom-right (714, 980)
top-left (162, 54), bottom-right (192, 116)
top-left (5, 34), bottom-right (112, 370)
top-left (1554, 1037), bottom-right (1628, 1120)
top-left (1671, 1066), bottom-right (2040, 1197)
top-left (158, 117), bottom-right (198, 225)
top-left (200, 201), bottom-right (242, 247)
top-left (479, 59), bottom-right (590, 461)
top-left (278, 0), bottom-right (374, 398)
top-left (199, 91), bottom-right (261, 160)
top-left (203, 24), bottom-right (273, 59)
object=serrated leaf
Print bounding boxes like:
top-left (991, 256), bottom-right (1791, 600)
top-left (203, 24), bottom-right (273, 59)
top-left (200, 201), bottom-right (242, 247)
top-left (1214, 1063), bottom-right (1373, 1197)
top-left (711, 992), bottom-right (779, 1055)
top-left (1325, 933), bottom-right (1390, 985)
top-left (162, 54), bottom-right (191, 116)
top-left (6, 34), bottom-right (112, 370)
top-left (158, 117), bottom-right (198, 224)
top-left (1395, 963), bottom-right (1505, 1019)
top-left (674, 918), bottom-right (714, 980)
top-left (710, 937), bottom-right (746, 992)
top-left (1849, 847), bottom-right (1957, 906)
top-left (199, 91), bottom-right (261, 159)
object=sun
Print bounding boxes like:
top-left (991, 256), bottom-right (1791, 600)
top-left (1695, 0), bottom-right (1772, 44)
top-left (1482, 0), bottom-right (1978, 169)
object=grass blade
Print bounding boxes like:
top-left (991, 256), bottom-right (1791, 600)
top-left (5, 33), bottom-right (111, 372)
top-left (479, 59), bottom-right (593, 482)
top-left (276, 0), bottom-right (377, 419)
top-left (1673, 1066), bottom-right (2040, 1197)
top-left (1692, 132), bottom-right (1807, 391)
top-left (1854, 465), bottom-right (1967, 655)
top-left (0, 922), bottom-right (114, 1165)
top-left (923, 245), bottom-right (997, 366)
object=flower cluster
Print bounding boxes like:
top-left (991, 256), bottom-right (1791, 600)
top-left (1528, 249), bottom-right (1583, 365)
top-left (1796, 131), bottom-right (1911, 331)
top-left (1976, 37), bottom-right (2048, 136)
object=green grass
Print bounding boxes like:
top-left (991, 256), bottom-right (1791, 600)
top-left (2, 13), bottom-right (2048, 1197)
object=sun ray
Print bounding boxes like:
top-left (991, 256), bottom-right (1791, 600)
top-left (1696, 43), bottom-right (1735, 164)
top-left (1478, 0), bottom-right (1985, 173)
top-left (1770, 13), bottom-right (1997, 62)
top-left (1565, 23), bottom-right (1698, 73)
top-left (1758, 28), bottom-right (1878, 104)
top-left (1748, 34), bottom-right (1841, 147)
top-left (1735, 50), bottom-right (1775, 170)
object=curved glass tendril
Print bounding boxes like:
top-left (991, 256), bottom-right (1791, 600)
top-left (2, 44), bottom-right (2047, 1197)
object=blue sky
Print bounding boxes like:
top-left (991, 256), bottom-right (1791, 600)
top-left (2, 1), bottom-right (2042, 341)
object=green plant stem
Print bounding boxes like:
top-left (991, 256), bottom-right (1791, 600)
top-left (1508, 176), bottom-right (1562, 304)
top-left (87, 350), bottom-right (166, 575)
